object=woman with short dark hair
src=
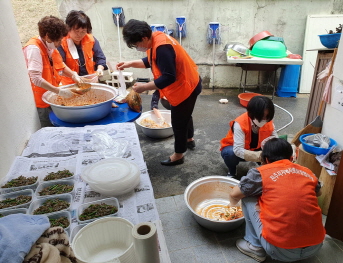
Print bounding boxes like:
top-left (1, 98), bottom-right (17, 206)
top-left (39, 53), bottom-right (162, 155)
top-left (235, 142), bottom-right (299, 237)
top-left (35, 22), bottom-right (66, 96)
top-left (117, 19), bottom-right (202, 166)
top-left (229, 138), bottom-right (325, 262)
top-left (220, 96), bottom-right (277, 178)
top-left (23, 15), bottom-right (82, 127)
top-left (57, 10), bottom-right (107, 85)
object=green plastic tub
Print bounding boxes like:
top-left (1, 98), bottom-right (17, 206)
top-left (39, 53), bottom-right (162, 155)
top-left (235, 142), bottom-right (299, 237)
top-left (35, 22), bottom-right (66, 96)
top-left (251, 40), bottom-right (287, 59)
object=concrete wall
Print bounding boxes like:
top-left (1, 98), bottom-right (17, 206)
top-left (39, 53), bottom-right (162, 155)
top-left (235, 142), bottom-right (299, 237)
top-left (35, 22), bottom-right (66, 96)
top-left (56, 0), bottom-right (343, 89)
top-left (0, 0), bottom-right (40, 181)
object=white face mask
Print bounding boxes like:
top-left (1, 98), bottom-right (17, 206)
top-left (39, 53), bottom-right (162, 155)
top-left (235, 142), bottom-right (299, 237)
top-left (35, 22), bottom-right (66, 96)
top-left (45, 41), bottom-right (56, 50)
top-left (253, 119), bottom-right (267, 128)
top-left (136, 46), bottom-right (149, 52)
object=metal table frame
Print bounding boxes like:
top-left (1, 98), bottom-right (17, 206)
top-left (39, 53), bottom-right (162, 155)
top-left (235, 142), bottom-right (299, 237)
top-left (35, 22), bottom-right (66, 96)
top-left (227, 56), bottom-right (303, 99)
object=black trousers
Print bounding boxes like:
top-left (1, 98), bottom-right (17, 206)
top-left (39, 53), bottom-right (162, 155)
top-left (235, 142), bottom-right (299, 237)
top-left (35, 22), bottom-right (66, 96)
top-left (171, 79), bottom-right (202, 153)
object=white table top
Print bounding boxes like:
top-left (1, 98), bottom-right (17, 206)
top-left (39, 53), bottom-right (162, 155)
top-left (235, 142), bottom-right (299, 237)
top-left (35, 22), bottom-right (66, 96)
top-left (227, 56), bottom-right (303, 65)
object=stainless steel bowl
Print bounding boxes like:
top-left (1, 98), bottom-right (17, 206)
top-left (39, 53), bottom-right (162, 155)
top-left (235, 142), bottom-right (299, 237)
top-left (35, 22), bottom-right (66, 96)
top-left (232, 43), bottom-right (249, 55)
top-left (135, 110), bottom-right (173, 139)
top-left (42, 83), bottom-right (117, 123)
top-left (184, 176), bottom-right (245, 232)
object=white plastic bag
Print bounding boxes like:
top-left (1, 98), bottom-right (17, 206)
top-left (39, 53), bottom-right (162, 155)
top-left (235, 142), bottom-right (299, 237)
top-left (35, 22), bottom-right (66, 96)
top-left (304, 134), bottom-right (330, 149)
top-left (91, 131), bottom-right (128, 158)
top-left (118, 70), bottom-right (128, 96)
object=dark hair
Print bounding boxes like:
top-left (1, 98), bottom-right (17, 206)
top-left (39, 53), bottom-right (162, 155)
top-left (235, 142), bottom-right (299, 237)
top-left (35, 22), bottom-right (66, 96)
top-left (261, 138), bottom-right (293, 163)
top-left (38, 16), bottom-right (68, 41)
top-left (65, 10), bottom-right (92, 33)
top-left (247, 96), bottom-right (274, 122)
top-left (122, 19), bottom-right (152, 48)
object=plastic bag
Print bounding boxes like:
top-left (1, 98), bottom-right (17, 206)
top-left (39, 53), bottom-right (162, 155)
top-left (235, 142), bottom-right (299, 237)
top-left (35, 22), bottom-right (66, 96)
top-left (304, 134), bottom-right (330, 149)
top-left (91, 131), bottom-right (128, 158)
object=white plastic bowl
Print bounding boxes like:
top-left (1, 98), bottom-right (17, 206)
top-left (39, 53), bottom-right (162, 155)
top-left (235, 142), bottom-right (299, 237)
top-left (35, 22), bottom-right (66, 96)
top-left (81, 158), bottom-right (141, 196)
top-left (72, 217), bottom-right (137, 263)
top-left (135, 110), bottom-right (173, 139)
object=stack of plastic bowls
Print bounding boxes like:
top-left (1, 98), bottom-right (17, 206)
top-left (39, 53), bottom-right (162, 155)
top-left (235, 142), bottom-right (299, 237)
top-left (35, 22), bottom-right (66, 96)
top-left (81, 158), bottom-right (141, 196)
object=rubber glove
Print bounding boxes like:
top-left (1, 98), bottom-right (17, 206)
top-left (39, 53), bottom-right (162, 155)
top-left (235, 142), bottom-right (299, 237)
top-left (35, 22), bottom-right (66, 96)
top-left (58, 88), bottom-right (77, 98)
top-left (244, 150), bottom-right (262, 162)
top-left (96, 68), bottom-right (104, 76)
top-left (71, 72), bottom-right (81, 83)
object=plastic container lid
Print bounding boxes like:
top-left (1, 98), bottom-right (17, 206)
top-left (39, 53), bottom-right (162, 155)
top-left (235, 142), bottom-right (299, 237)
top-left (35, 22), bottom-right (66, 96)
top-left (82, 158), bottom-right (132, 184)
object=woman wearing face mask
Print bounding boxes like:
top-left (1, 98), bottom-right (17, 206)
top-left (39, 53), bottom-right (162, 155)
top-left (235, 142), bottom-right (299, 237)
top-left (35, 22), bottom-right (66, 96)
top-left (23, 16), bottom-right (82, 127)
top-left (57, 10), bottom-right (107, 85)
top-left (116, 19), bottom-right (202, 166)
top-left (220, 96), bottom-right (277, 179)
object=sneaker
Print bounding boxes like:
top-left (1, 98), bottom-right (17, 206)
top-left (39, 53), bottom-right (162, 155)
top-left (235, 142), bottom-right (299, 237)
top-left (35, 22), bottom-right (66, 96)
top-left (226, 173), bottom-right (238, 179)
top-left (236, 239), bottom-right (266, 262)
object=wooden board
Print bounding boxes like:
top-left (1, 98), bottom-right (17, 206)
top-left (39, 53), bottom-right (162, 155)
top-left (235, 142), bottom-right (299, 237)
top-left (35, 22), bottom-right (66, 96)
top-left (317, 167), bottom-right (337, 215)
top-left (296, 144), bottom-right (322, 178)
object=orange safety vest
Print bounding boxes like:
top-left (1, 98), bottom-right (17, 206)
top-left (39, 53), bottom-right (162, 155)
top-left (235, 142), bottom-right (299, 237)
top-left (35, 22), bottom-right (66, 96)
top-left (59, 34), bottom-right (96, 85)
top-left (147, 31), bottom-right (199, 106)
top-left (257, 159), bottom-right (325, 249)
top-left (23, 37), bottom-right (63, 108)
top-left (220, 112), bottom-right (274, 151)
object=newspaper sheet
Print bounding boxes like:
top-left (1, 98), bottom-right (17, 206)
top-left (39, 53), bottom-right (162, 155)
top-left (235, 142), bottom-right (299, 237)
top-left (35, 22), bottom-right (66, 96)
top-left (4, 123), bottom-right (170, 262)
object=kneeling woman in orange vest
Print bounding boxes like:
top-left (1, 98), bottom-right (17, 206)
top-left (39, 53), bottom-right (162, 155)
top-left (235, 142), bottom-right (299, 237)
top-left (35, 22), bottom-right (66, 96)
top-left (220, 96), bottom-right (277, 178)
top-left (229, 138), bottom-right (325, 262)
top-left (23, 16), bottom-right (83, 127)
top-left (57, 10), bottom-right (108, 85)
top-left (117, 19), bottom-right (202, 165)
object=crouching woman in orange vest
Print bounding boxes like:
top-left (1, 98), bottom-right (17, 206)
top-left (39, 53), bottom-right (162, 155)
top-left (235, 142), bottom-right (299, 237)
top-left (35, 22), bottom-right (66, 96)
top-left (117, 19), bottom-right (202, 166)
top-left (220, 96), bottom-right (277, 178)
top-left (23, 16), bottom-right (82, 127)
top-left (229, 138), bottom-right (325, 262)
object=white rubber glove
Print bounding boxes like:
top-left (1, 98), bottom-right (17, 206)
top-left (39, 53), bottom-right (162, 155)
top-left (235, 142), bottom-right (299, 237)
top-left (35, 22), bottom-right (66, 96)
top-left (72, 72), bottom-right (81, 83)
top-left (96, 68), bottom-right (104, 76)
top-left (244, 150), bottom-right (262, 162)
top-left (58, 88), bottom-right (76, 98)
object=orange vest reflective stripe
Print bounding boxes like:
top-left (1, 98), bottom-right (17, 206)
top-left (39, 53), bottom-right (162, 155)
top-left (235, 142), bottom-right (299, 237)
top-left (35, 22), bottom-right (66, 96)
top-left (59, 34), bottom-right (96, 85)
top-left (23, 37), bottom-right (62, 108)
top-left (147, 31), bottom-right (199, 106)
top-left (220, 112), bottom-right (274, 151)
top-left (257, 159), bottom-right (325, 249)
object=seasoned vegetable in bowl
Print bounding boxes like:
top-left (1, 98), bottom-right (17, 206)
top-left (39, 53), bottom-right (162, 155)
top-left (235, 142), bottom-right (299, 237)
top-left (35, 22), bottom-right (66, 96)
top-left (33, 199), bottom-right (70, 215)
top-left (77, 197), bottom-right (119, 224)
top-left (49, 217), bottom-right (70, 228)
top-left (1, 175), bottom-right (38, 188)
top-left (43, 169), bottom-right (73, 181)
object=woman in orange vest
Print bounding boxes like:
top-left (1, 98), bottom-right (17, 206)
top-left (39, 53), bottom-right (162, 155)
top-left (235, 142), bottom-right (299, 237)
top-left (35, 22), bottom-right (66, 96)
top-left (116, 19), bottom-right (202, 166)
top-left (220, 96), bottom-right (277, 178)
top-left (229, 138), bottom-right (325, 262)
top-left (23, 16), bottom-right (82, 127)
top-left (57, 10), bottom-right (107, 85)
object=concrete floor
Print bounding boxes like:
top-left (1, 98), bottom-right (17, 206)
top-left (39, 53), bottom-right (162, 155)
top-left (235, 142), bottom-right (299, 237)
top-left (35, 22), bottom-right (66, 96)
top-left (136, 89), bottom-right (343, 263)
top-left (156, 194), bottom-right (343, 263)
top-left (136, 89), bottom-right (310, 199)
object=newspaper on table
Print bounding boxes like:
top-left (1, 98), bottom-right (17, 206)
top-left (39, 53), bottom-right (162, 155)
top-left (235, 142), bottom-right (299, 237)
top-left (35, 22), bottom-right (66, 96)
top-left (4, 123), bottom-right (170, 262)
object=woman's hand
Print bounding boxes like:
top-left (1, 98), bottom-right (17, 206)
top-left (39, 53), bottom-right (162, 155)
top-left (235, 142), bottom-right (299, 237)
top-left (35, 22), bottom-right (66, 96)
top-left (132, 82), bottom-right (147, 93)
top-left (116, 61), bottom-right (129, 70)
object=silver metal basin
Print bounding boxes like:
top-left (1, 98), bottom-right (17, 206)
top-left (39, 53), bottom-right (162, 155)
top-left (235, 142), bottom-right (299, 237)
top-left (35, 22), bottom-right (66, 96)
top-left (135, 110), bottom-right (173, 139)
top-left (184, 176), bottom-right (245, 232)
top-left (42, 83), bottom-right (117, 123)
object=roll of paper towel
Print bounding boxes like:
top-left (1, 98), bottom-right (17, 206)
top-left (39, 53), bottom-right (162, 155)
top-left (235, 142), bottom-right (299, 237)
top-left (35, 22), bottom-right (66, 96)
top-left (132, 222), bottom-right (160, 263)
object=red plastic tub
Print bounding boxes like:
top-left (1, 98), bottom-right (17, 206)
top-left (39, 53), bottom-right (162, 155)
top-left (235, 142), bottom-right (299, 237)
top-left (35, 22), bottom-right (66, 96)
top-left (238, 93), bottom-right (262, 107)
